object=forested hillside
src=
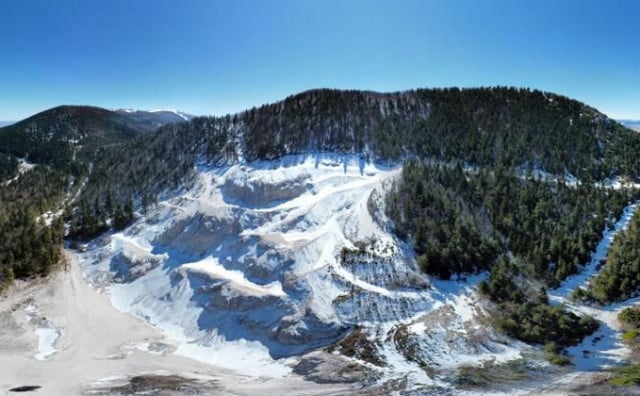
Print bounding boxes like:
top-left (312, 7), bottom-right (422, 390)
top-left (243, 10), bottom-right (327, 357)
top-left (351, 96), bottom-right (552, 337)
top-left (0, 105), bottom-right (188, 286)
top-left (0, 153), bottom-right (18, 182)
top-left (589, 210), bottom-right (640, 303)
top-left (0, 165), bottom-right (67, 285)
top-left (76, 87), bottom-right (640, 215)
top-left (3, 87), bottom-right (640, 355)
top-left (386, 160), bottom-right (638, 350)
top-left (388, 161), bottom-right (635, 283)
top-left (240, 87), bottom-right (640, 180)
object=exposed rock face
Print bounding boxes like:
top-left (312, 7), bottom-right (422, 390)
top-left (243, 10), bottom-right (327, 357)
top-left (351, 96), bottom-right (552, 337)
top-left (222, 171), bottom-right (311, 208)
top-left (156, 213), bottom-right (244, 256)
top-left (109, 252), bottom-right (163, 283)
top-left (79, 154), bottom-right (522, 383)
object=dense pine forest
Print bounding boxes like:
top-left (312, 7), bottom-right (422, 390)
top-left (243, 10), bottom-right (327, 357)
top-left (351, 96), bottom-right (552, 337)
top-left (0, 153), bottom-right (18, 182)
top-left (386, 160), bottom-right (637, 348)
top-left (0, 106), bottom-right (183, 286)
top-left (0, 166), bottom-right (67, 286)
top-left (388, 161), bottom-right (636, 284)
top-left (240, 87), bottom-right (640, 180)
top-left (588, 210), bottom-right (640, 303)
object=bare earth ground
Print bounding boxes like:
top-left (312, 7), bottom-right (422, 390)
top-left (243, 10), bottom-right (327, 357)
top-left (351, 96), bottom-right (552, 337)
top-left (0, 251), bottom-right (356, 395)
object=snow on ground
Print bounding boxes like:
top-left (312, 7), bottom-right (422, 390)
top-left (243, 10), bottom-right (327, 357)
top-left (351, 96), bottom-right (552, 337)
top-left (148, 108), bottom-right (191, 120)
top-left (515, 165), bottom-right (580, 187)
top-left (183, 256), bottom-right (287, 297)
top-left (7, 152), bottom-right (640, 393)
top-left (0, 252), bottom-right (354, 395)
top-left (565, 297), bottom-right (640, 371)
top-left (77, 153), bottom-right (524, 390)
top-left (37, 164), bottom-right (92, 226)
top-left (549, 202), bottom-right (639, 371)
top-left (550, 203), bottom-right (637, 301)
top-left (34, 327), bottom-right (60, 361)
top-left (24, 303), bottom-right (60, 361)
top-left (2, 158), bottom-right (36, 186)
top-left (386, 274), bottom-right (525, 372)
top-left (598, 178), bottom-right (640, 190)
top-left (18, 158), bottom-right (35, 173)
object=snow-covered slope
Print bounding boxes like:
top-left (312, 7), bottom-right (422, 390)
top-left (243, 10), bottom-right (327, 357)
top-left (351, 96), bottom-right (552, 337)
top-left (549, 203), bottom-right (639, 371)
top-left (148, 108), bottom-right (192, 121)
top-left (115, 108), bottom-right (194, 130)
top-left (78, 154), bottom-right (523, 389)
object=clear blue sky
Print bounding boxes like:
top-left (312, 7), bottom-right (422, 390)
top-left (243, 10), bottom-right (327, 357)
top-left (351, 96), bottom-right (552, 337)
top-left (0, 0), bottom-right (638, 120)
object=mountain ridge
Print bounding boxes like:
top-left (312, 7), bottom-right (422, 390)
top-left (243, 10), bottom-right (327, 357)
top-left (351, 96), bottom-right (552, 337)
top-left (76, 87), bottom-right (640, 207)
top-left (0, 105), bottom-right (194, 170)
top-left (167, 87), bottom-right (636, 175)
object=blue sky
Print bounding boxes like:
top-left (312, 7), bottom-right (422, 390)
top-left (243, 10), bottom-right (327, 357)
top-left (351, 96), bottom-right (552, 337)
top-left (0, 0), bottom-right (638, 120)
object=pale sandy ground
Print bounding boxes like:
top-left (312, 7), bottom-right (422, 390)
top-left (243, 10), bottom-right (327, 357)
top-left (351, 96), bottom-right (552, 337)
top-left (0, 251), bottom-right (356, 395)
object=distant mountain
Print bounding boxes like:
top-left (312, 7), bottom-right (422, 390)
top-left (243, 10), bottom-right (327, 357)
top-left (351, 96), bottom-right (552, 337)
top-left (115, 108), bottom-right (194, 131)
top-left (620, 119), bottom-right (640, 132)
top-left (0, 105), bottom-right (141, 168)
top-left (0, 105), bottom-right (192, 169)
top-left (0, 121), bottom-right (15, 127)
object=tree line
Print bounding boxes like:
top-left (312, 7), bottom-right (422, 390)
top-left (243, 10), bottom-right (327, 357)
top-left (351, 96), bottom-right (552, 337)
top-left (387, 160), bottom-right (638, 351)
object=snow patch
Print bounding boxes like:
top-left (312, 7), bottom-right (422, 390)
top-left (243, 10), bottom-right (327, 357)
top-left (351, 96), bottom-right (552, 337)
top-left (3, 158), bottom-right (36, 186)
top-left (148, 109), bottom-right (190, 121)
top-left (549, 202), bottom-right (639, 370)
top-left (35, 327), bottom-right (60, 361)
top-left (182, 256), bottom-right (286, 297)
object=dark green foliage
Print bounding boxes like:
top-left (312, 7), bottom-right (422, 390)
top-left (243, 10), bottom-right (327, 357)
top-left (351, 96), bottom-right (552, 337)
top-left (68, 196), bottom-right (134, 240)
top-left (68, 198), bottom-right (107, 241)
top-left (590, 211), bottom-right (640, 303)
top-left (454, 359), bottom-right (532, 389)
top-left (609, 306), bottom-right (640, 386)
top-left (0, 105), bottom-right (141, 172)
top-left (543, 342), bottom-right (572, 366)
top-left (0, 166), bottom-right (68, 286)
top-left (608, 364), bottom-right (640, 386)
top-left (387, 160), bottom-right (627, 349)
top-left (1, 84), bottom-right (640, 349)
top-left (0, 166), bottom-right (68, 217)
top-left (0, 153), bottom-right (18, 182)
top-left (113, 199), bottom-right (134, 230)
top-left (388, 160), bottom-right (635, 284)
top-left (77, 116), bottom-right (237, 214)
top-left (0, 105), bottom-right (173, 285)
top-left (389, 160), bottom-right (499, 279)
top-left (485, 170), bottom-right (633, 286)
top-left (0, 213), bottom-right (65, 281)
top-left (73, 87), bottom-right (640, 239)
top-left (496, 300), bottom-right (598, 346)
top-left (620, 307), bottom-right (640, 328)
top-left (412, 89), bottom-right (605, 179)
top-left (238, 87), bottom-right (640, 181)
top-left (478, 259), bottom-right (599, 351)
top-left (477, 259), bottom-right (524, 303)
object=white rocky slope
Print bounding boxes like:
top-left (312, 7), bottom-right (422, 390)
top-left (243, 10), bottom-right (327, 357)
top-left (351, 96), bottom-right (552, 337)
top-left (78, 153), bottom-right (524, 390)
